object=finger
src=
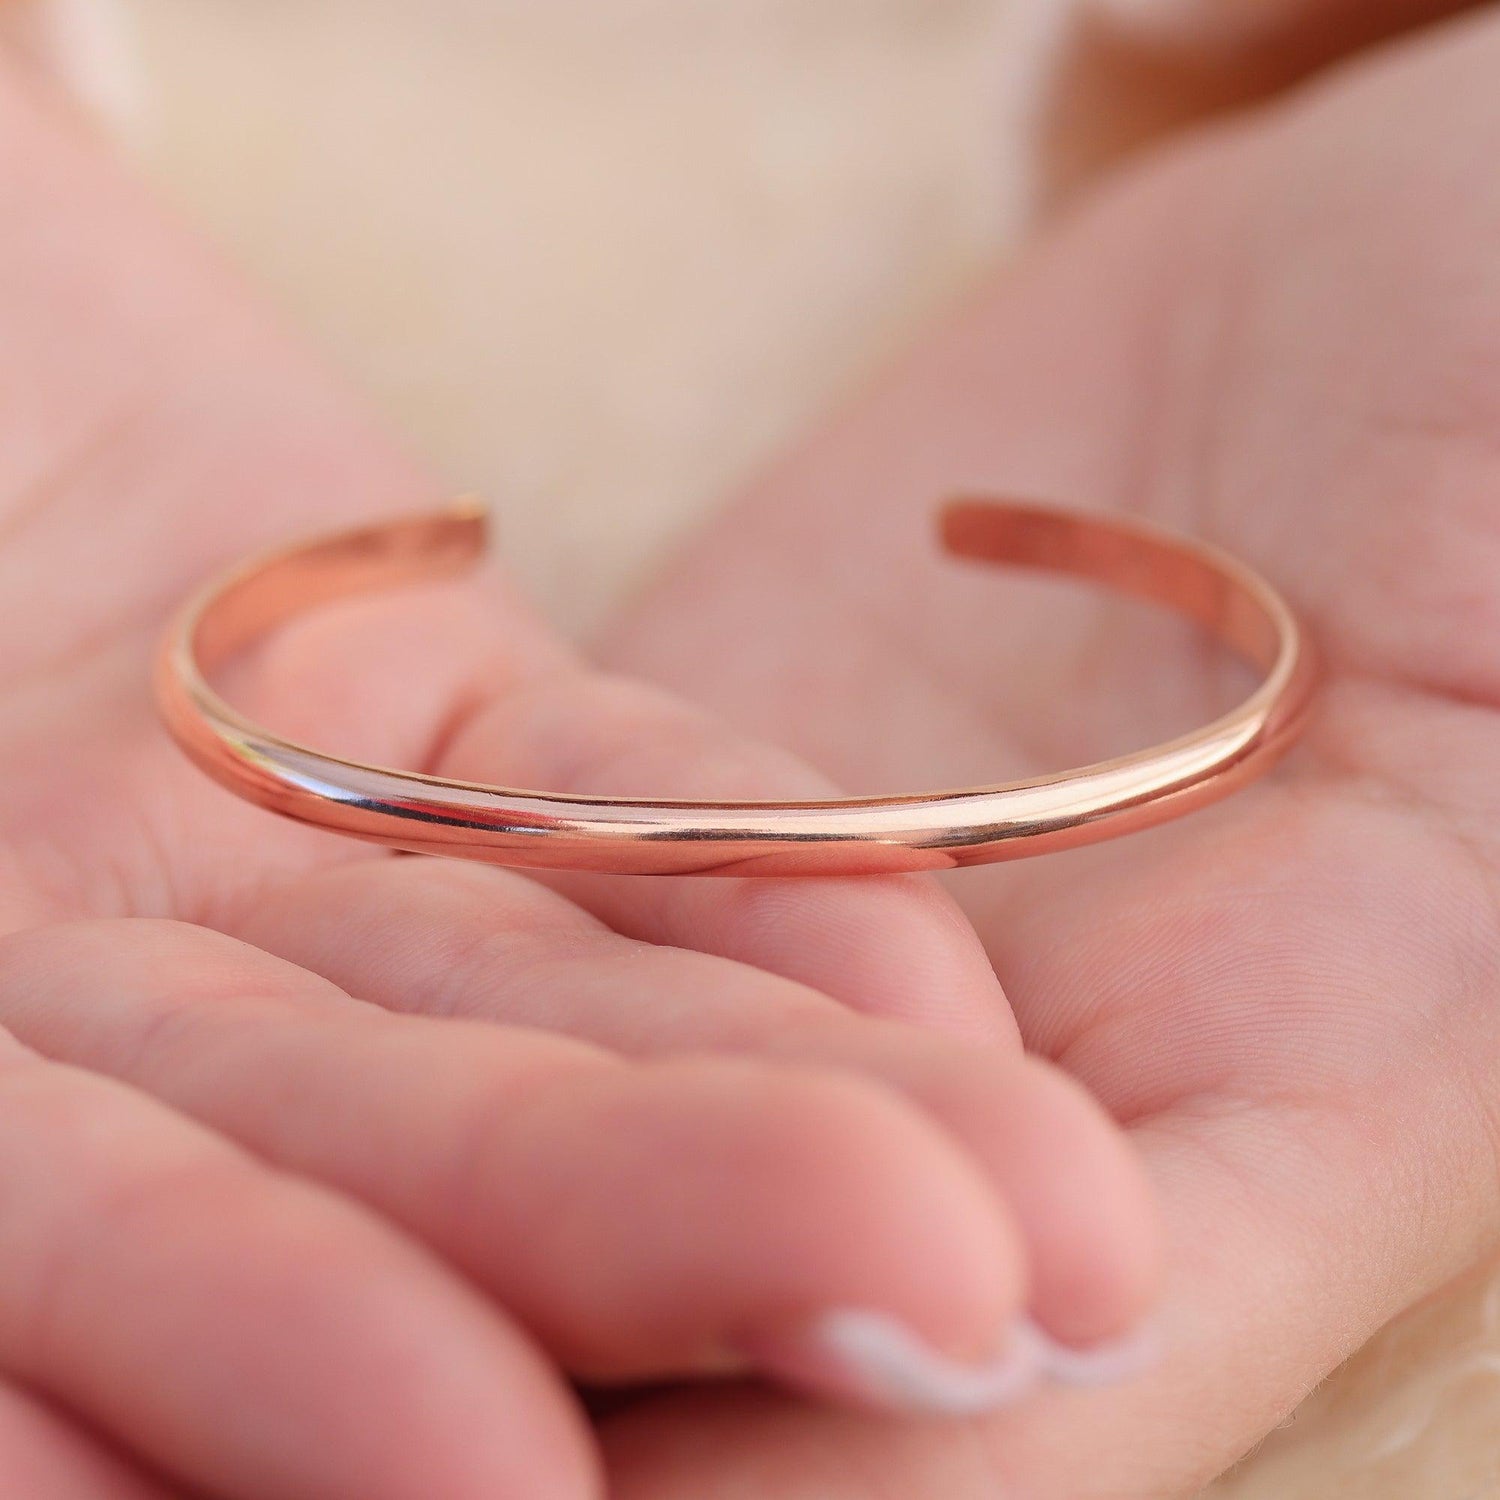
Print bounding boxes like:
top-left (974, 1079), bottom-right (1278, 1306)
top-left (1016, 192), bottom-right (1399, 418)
top-left (443, 672), bottom-right (1018, 1039)
top-left (0, 918), bottom-right (1034, 1412)
top-left (232, 607), bottom-right (1017, 1044)
top-left (0, 1018), bottom-right (594, 1500)
top-left (227, 856), bottom-right (1161, 1352)
top-left (594, 1065), bottom-right (1500, 1500)
top-left (0, 1384), bottom-right (174, 1500)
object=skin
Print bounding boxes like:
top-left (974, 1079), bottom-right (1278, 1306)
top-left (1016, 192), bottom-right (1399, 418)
top-left (600, 3), bottom-right (1500, 1495)
top-left (0, 0), bottom-right (1496, 1495)
top-left (0, 45), bottom-right (1153, 1500)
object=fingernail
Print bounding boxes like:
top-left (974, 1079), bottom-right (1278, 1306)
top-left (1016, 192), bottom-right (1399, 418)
top-left (806, 1309), bottom-right (1038, 1415)
top-left (1022, 1316), bottom-right (1162, 1387)
top-left (751, 1310), bottom-right (1161, 1417)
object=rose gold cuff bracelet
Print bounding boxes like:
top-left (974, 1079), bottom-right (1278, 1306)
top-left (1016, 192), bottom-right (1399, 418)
top-left (155, 499), bottom-right (1316, 877)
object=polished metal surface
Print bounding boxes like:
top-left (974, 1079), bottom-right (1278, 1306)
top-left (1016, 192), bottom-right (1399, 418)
top-left (156, 499), bottom-right (1316, 876)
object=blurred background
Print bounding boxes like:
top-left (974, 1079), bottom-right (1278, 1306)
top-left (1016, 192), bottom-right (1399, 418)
top-left (13, 0), bottom-right (1499, 1492)
top-left (102, 0), bottom-right (1031, 634)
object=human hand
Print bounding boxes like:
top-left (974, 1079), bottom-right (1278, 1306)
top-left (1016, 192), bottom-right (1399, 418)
top-left (603, 7), bottom-right (1500, 1495)
top-left (0, 56), bottom-right (1157, 1500)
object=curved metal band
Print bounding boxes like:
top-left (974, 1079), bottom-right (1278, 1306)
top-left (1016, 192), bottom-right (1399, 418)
top-left (155, 500), bottom-right (1316, 877)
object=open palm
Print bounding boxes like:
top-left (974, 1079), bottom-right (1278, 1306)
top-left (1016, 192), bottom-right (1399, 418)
top-left (0, 60), bottom-right (1164, 1500)
top-left (603, 11), bottom-right (1500, 1496)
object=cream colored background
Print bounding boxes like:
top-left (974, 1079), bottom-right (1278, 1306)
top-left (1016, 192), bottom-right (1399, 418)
top-left (39, 0), bottom-right (1500, 1491)
top-left (119, 0), bottom-right (1035, 634)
